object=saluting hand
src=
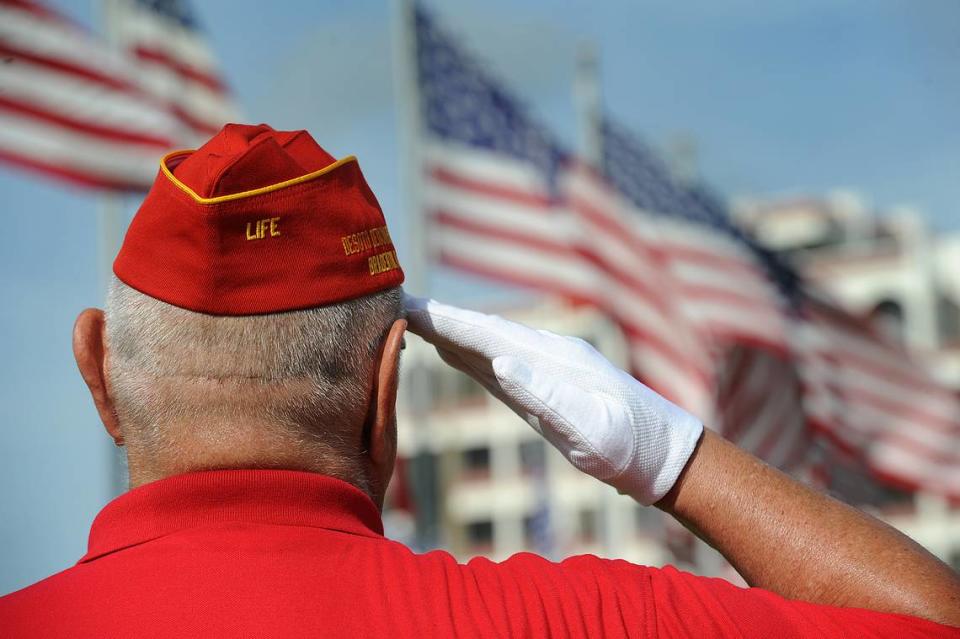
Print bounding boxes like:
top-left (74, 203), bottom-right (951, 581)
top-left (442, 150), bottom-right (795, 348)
top-left (403, 294), bottom-right (703, 505)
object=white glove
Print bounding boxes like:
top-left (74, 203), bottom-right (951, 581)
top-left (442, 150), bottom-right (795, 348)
top-left (404, 295), bottom-right (704, 505)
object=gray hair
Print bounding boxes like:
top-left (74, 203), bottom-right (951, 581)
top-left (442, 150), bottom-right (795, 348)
top-left (104, 277), bottom-right (402, 474)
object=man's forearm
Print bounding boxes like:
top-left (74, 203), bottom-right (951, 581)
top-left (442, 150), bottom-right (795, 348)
top-left (656, 429), bottom-right (960, 626)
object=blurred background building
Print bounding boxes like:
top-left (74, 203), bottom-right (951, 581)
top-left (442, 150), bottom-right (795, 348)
top-left (734, 193), bottom-right (960, 387)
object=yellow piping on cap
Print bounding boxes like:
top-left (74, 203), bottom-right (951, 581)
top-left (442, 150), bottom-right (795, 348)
top-left (159, 149), bottom-right (359, 204)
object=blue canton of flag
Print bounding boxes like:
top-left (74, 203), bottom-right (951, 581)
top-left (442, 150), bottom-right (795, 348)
top-left (136, 0), bottom-right (198, 28)
top-left (602, 119), bottom-right (803, 308)
top-left (601, 120), bottom-right (721, 226)
top-left (415, 6), bottom-right (566, 183)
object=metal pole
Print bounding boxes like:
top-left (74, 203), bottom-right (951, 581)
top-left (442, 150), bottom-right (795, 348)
top-left (573, 43), bottom-right (602, 168)
top-left (97, 197), bottom-right (128, 495)
top-left (99, 0), bottom-right (128, 495)
top-left (392, 0), bottom-right (441, 550)
top-left (392, 0), bottom-right (427, 295)
top-left (572, 41), bottom-right (619, 556)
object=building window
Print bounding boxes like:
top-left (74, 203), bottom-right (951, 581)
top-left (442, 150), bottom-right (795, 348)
top-left (577, 508), bottom-right (598, 544)
top-left (465, 520), bottom-right (494, 551)
top-left (426, 367), bottom-right (487, 410)
top-left (452, 370), bottom-right (486, 405)
top-left (937, 294), bottom-right (960, 345)
top-left (519, 439), bottom-right (546, 475)
top-left (523, 514), bottom-right (533, 541)
top-left (523, 509), bottom-right (552, 550)
top-left (461, 446), bottom-right (491, 480)
top-left (634, 504), bottom-right (661, 535)
top-left (868, 299), bottom-right (904, 344)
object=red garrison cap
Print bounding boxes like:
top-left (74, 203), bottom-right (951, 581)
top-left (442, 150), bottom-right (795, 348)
top-left (114, 123), bottom-right (404, 315)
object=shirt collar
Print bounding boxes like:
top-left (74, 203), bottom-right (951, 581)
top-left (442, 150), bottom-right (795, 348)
top-left (79, 469), bottom-right (384, 564)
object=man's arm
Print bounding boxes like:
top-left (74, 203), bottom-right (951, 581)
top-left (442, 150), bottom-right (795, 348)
top-left (657, 429), bottom-right (960, 626)
top-left (404, 295), bottom-right (960, 627)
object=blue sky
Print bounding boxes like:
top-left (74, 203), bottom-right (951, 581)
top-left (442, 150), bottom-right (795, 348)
top-left (1, 0), bottom-right (957, 594)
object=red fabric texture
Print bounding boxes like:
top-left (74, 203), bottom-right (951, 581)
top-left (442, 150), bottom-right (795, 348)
top-left (0, 470), bottom-right (956, 638)
top-left (113, 123), bottom-right (404, 315)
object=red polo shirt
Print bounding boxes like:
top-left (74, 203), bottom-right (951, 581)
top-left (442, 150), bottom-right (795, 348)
top-left (0, 470), bottom-right (955, 638)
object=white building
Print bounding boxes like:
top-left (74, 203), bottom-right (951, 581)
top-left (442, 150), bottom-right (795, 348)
top-left (733, 191), bottom-right (960, 388)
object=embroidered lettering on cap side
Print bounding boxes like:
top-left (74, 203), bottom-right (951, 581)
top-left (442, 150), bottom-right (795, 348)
top-left (341, 225), bottom-right (393, 256)
top-left (341, 225), bottom-right (399, 275)
top-left (368, 250), bottom-right (399, 275)
top-left (246, 217), bottom-right (281, 241)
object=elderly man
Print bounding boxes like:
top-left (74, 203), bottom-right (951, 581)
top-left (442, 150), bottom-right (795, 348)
top-left (0, 124), bottom-right (957, 638)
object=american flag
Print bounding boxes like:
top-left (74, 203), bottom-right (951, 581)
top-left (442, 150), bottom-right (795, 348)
top-left (415, 5), bottom-right (960, 498)
top-left (417, 7), bottom-right (714, 422)
top-left (594, 122), bottom-right (809, 472)
top-left (0, 0), bottom-right (235, 190)
top-left (109, 0), bottom-right (237, 143)
top-left (798, 297), bottom-right (960, 495)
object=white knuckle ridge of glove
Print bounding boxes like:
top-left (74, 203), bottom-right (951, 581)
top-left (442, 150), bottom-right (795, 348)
top-left (404, 294), bottom-right (704, 505)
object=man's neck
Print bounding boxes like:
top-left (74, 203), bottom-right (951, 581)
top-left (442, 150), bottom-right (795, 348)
top-left (123, 426), bottom-right (376, 505)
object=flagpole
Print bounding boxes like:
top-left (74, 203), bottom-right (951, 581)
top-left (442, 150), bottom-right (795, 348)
top-left (573, 43), bottom-right (602, 168)
top-left (392, 0), bottom-right (426, 294)
top-left (572, 41), bottom-right (623, 557)
top-left (572, 48), bottom-right (728, 575)
top-left (99, 0), bottom-right (128, 496)
top-left (392, 0), bottom-right (442, 550)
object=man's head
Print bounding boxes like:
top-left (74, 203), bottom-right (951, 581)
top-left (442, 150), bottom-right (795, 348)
top-left (73, 283), bottom-right (405, 508)
top-left (72, 124), bottom-right (407, 508)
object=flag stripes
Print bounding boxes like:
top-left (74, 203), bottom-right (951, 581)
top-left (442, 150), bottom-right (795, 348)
top-left (0, 0), bottom-right (237, 190)
top-left (0, 0), bottom-right (180, 188)
top-left (111, 0), bottom-right (237, 141)
top-left (426, 143), bottom-right (716, 417)
top-left (797, 302), bottom-right (960, 491)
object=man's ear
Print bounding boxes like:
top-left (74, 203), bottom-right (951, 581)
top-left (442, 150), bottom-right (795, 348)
top-left (366, 318), bottom-right (407, 490)
top-left (73, 308), bottom-right (122, 445)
